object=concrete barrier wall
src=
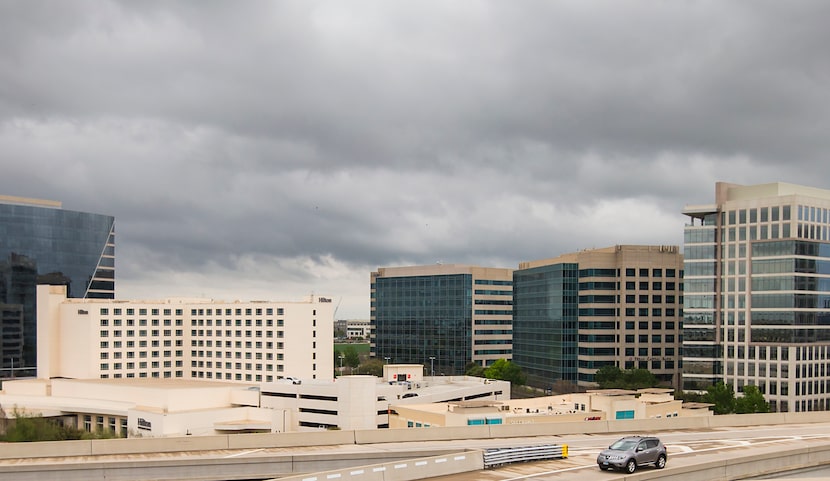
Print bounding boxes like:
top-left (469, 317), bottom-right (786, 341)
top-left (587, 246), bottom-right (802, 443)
top-left (91, 434), bottom-right (229, 455)
top-left (353, 425), bottom-right (490, 444)
top-left (7, 410), bottom-right (830, 460)
top-left (226, 429), bottom-right (356, 449)
top-left (0, 439), bottom-right (93, 458)
top-left (269, 451), bottom-right (484, 481)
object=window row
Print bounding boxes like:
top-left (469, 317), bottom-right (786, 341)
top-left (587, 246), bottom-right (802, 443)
top-left (624, 281), bottom-right (679, 291)
top-left (98, 307), bottom-right (285, 316)
top-left (625, 268), bottom-right (678, 278)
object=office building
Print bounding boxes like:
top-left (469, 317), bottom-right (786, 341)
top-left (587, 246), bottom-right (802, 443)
top-left (0, 195), bottom-right (114, 376)
top-left (36, 285), bottom-right (334, 383)
top-left (683, 182), bottom-right (830, 412)
top-left (261, 365), bottom-right (509, 430)
top-left (389, 388), bottom-right (711, 429)
top-left (513, 246), bottom-right (684, 390)
top-left (371, 265), bottom-right (513, 375)
top-left (0, 366), bottom-right (509, 437)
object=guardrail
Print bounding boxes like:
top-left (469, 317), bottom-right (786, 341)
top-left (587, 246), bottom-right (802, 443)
top-left (483, 444), bottom-right (568, 468)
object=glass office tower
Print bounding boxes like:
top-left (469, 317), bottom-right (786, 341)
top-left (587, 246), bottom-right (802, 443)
top-left (370, 265), bottom-right (513, 376)
top-left (683, 182), bottom-right (830, 412)
top-left (513, 245), bottom-right (683, 391)
top-left (0, 195), bottom-right (115, 376)
top-left (512, 262), bottom-right (578, 389)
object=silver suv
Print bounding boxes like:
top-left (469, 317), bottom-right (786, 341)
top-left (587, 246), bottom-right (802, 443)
top-left (597, 435), bottom-right (667, 473)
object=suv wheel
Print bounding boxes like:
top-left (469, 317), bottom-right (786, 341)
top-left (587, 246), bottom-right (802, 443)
top-left (625, 459), bottom-right (637, 473)
top-left (656, 455), bottom-right (666, 469)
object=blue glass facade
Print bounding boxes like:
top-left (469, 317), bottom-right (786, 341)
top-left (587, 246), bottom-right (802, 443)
top-left (0, 200), bottom-right (114, 375)
top-left (511, 263), bottom-right (578, 388)
top-left (372, 274), bottom-right (472, 375)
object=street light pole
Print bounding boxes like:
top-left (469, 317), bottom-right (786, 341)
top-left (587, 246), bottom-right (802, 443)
top-left (383, 356), bottom-right (390, 365)
top-left (429, 356), bottom-right (435, 377)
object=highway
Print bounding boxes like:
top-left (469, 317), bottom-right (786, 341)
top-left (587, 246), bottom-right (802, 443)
top-left (3, 422), bottom-right (830, 481)
top-left (421, 422), bottom-right (830, 481)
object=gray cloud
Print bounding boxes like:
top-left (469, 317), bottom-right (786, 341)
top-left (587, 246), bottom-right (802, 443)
top-left (1, 0), bottom-right (829, 318)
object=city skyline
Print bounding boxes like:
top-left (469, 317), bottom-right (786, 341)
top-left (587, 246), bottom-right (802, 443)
top-left (2, 2), bottom-right (829, 320)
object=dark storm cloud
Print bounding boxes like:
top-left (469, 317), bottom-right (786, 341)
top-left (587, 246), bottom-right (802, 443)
top-left (1, 0), bottom-right (829, 317)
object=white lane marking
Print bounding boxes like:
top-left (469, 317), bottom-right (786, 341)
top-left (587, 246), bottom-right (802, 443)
top-left (224, 448), bottom-right (265, 458)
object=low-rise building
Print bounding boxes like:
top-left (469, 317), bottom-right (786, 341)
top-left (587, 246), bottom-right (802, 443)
top-left (388, 388), bottom-right (712, 428)
top-left (0, 365), bottom-right (510, 436)
top-left (261, 365), bottom-right (510, 430)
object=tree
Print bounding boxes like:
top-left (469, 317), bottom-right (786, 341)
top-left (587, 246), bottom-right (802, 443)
top-left (464, 362), bottom-right (485, 378)
top-left (625, 368), bottom-right (658, 389)
top-left (484, 359), bottom-right (527, 386)
top-left (0, 408), bottom-right (114, 442)
top-left (594, 366), bottom-right (658, 390)
top-left (705, 381), bottom-right (737, 414)
top-left (736, 385), bottom-right (770, 414)
top-left (343, 346), bottom-right (360, 369)
top-left (595, 365), bottom-right (623, 387)
top-left (355, 359), bottom-right (384, 377)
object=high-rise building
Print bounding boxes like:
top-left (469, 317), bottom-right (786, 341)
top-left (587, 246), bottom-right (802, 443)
top-left (370, 265), bottom-right (513, 375)
top-left (683, 182), bottom-right (830, 412)
top-left (0, 195), bottom-right (114, 376)
top-left (36, 285), bottom-right (334, 383)
top-left (513, 245), bottom-right (684, 390)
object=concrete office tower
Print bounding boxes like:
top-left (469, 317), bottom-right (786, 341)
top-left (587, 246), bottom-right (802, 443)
top-left (0, 195), bottom-right (115, 376)
top-left (37, 285), bottom-right (334, 383)
top-left (370, 265), bottom-right (513, 375)
top-left (683, 182), bottom-right (830, 412)
top-left (513, 246), bottom-right (684, 390)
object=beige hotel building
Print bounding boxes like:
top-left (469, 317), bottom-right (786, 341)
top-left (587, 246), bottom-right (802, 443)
top-left (37, 285), bottom-right (334, 383)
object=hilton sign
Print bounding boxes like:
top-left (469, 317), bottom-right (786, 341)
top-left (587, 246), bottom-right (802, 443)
top-left (137, 418), bottom-right (152, 431)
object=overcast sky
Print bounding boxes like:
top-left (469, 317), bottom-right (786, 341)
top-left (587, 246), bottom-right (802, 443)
top-left (2, 1), bottom-right (829, 319)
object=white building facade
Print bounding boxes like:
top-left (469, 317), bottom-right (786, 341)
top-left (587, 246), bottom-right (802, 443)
top-left (683, 182), bottom-right (830, 412)
top-left (37, 285), bottom-right (334, 383)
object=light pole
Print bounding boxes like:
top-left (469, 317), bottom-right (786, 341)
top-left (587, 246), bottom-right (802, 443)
top-left (383, 356), bottom-right (390, 365)
top-left (339, 355), bottom-right (344, 374)
top-left (429, 356), bottom-right (435, 377)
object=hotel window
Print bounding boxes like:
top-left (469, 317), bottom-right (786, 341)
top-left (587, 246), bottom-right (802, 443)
top-left (126, 308), bottom-right (134, 315)
top-left (100, 330), bottom-right (108, 337)
top-left (114, 308), bottom-right (122, 315)
top-left (100, 341), bottom-right (109, 348)
top-left (100, 308), bottom-right (109, 315)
